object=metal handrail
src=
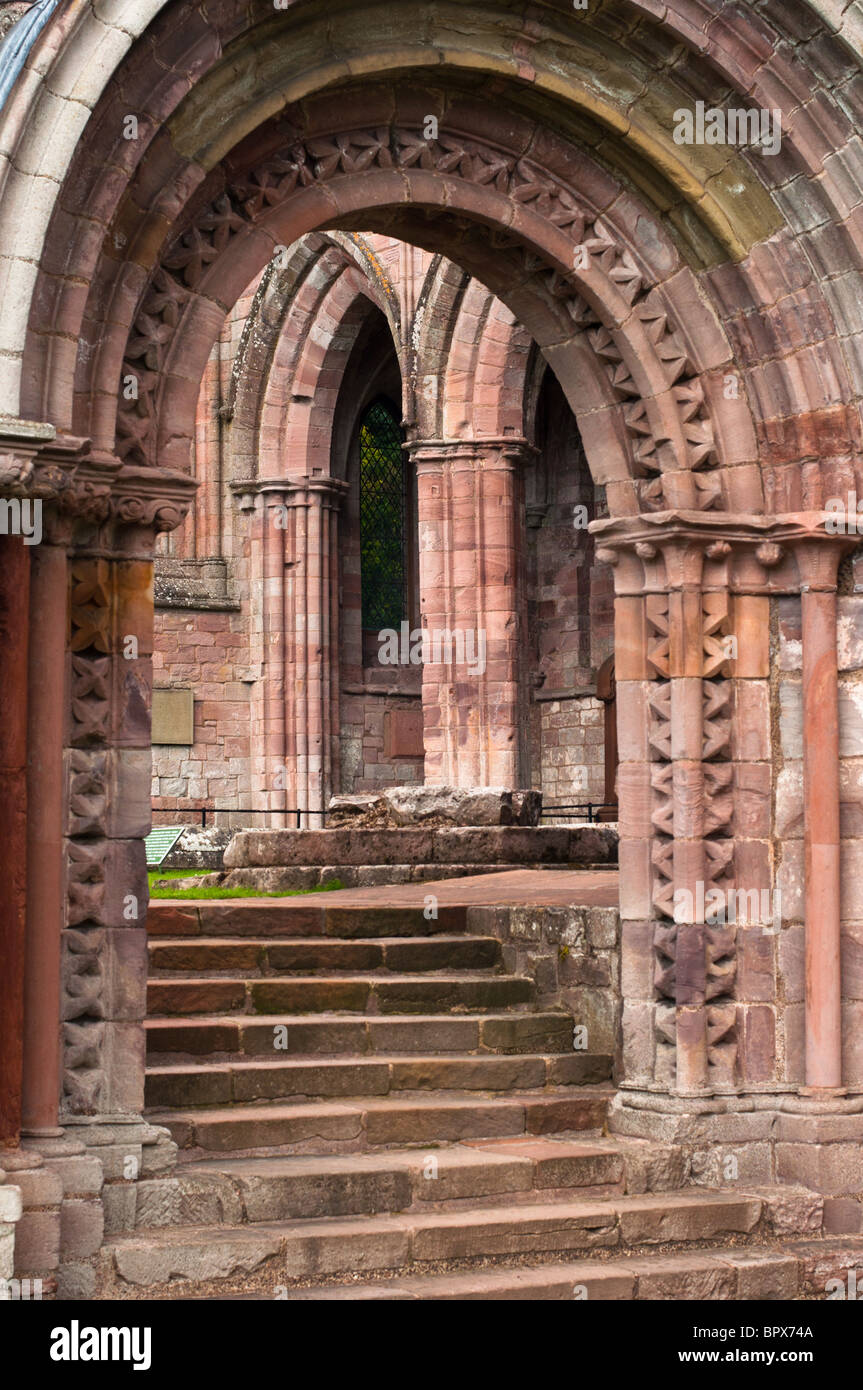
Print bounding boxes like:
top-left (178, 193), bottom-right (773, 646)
top-left (540, 802), bottom-right (618, 824)
top-left (151, 806), bottom-right (324, 829)
top-left (152, 801), bottom-right (620, 829)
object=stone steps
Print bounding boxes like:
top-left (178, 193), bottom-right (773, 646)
top-left (133, 892), bottom-right (831, 1302)
top-left (100, 1190), bottom-right (764, 1294)
top-left (147, 902), bottom-right (471, 940)
top-left (147, 973), bottom-right (535, 1016)
top-left (134, 1140), bottom-right (633, 1226)
top-left (145, 1010), bottom-right (590, 1059)
top-left (148, 934), bottom-right (503, 974)
top-left (284, 1248), bottom-right (801, 1300)
top-left (148, 1090), bottom-right (614, 1154)
top-left (145, 1052), bottom-right (600, 1108)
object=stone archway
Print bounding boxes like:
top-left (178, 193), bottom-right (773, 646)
top-left (3, 0), bottom-right (863, 1294)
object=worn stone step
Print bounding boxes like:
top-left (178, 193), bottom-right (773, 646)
top-left (148, 935), bottom-right (502, 976)
top-left (147, 1090), bottom-right (613, 1152)
top-left (147, 902), bottom-right (468, 940)
top-left (146, 974), bottom-right (534, 1017)
top-left (145, 1052), bottom-right (598, 1107)
top-left (133, 1139), bottom-right (627, 1227)
top-left (102, 1190), bottom-right (763, 1291)
top-left (145, 1010), bottom-right (589, 1059)
top-left (286, 1246), bottom-right (798, 1300)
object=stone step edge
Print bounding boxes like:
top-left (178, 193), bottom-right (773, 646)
top-left (148, 935), bottom-right (501, 947)
top-left (144, 1057), bottom-right (610, 1106)
top-left (147, 904), bottom-right (471, 940)
top-left (145, 1052), bottom-right (605, 1074)
top-left (145, 1091), bottom-right (613, 1152)
top-left (220, 865), bottom-right (616, 892)
top-left (147, 973), bottom-right (530, 986)
top-left (147, 1088), bottom-right (615, 1122)
top-left (278, 1245), bottom-right (807, 1300)
top-left (144, 1010), bottom-right (574, 1027)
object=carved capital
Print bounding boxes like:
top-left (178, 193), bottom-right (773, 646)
top-left (234, 476), bottom-right (350, 512)
top-left (591, 509), bottom-right (858, 596)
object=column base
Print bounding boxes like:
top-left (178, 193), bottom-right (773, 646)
top-left (610, 1088), bottom-right (863, 1199)
top-left (14, 1118), bottom-right (178, 1299)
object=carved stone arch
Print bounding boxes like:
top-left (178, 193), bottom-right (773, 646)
top-left (410, 253), bottom-right (534, 443)
top-left (102, 101), bottom-right (750, 518)
top-left (409, 255), bottom-right (471, 440)
top-left (228, 233), bottom-right (399, 485)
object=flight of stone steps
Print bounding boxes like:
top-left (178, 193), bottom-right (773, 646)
top-left (95, 895), bottom-right (863, 1300)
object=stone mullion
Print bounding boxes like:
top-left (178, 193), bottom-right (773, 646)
top-left (461, 450), bottom-right (487, 787)
top-left (320, 496), bottom-right (333, 812)
top-left (327, 494), bottom-right (341, 800)
top-left (26, 540), bottom-right (73, 1133)
top-left (477, 448), bottom-right (524, 787)
top-left (305, 488), bottom-right (324, 826)
top-left (292, 493), bottom-right (310, 824)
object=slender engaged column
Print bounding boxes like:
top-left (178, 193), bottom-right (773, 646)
top-left (797, 544), bottom-right (843, 1090)
top-left (21, 542), bottom-right (67, 1138)
top-left (0, 535), bottom-right (30, 1147)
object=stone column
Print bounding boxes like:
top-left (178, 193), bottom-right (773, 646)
top-left (795, 542), bottom-right (844, 1093)
top-left (22, 538), bottom-right (68, 1140)
top-left (258, 477), bottom-right (347, 829)
top-left (6, 440), bottom-right (195, 1294)
top-left (602, 511), bottom-right (863, 1198)
top-left (411, 438), bottom-right (530, 789)
top-left (607, 528), bottom-right (738, 1100)
top-left (0, 534), bottom-right (30, 1151)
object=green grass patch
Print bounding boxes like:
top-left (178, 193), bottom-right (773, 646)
top-left (147, 872), bottom-right (345, 901)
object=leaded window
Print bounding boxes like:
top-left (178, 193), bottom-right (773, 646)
top-left (359, 398), bottom-right (407, 630)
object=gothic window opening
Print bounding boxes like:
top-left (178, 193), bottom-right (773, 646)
top-left (359, 398), bottom-right (407, 631)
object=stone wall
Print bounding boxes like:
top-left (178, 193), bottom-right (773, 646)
top-left (538, 695), bottom-right (607, 806)
top-left (340, 691), bottom-right (425, 793)
top-left (465, 902), bottom-right (621, 1066)
top-left (152, 608), bottom-right (252, 814)
top-left (525, 373), bottom-right (615, 805)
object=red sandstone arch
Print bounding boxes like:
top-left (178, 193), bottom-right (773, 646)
top-left (15, 0), bottom-right (863, 527)
top-left (120, 138), bottom-right (736, 509)
top-left (411, 259), bottom-right (534, 443)
top-left (30, 89), bottom-right (765, 518)
top-left (5, 0), bottom-right (863, 1198)
top-left (228, 232), bottom-right (402, 481)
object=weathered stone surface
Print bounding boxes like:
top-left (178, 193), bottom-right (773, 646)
top-left (328, 786), bottom-right (542, 828)
top-left (223, 826), bottom-right (617, 870)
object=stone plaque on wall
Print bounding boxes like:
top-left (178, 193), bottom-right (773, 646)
top-left (385, 708), bottom-right (424, 759)
top-left (152, 688), bottom-right (194, 746)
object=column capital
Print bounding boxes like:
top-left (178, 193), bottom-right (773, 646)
top-left (591, 509), bottom-right (857, 596)
top-left (231, 476), bottom-right (349, 510)
top-left (407, 436), bottom-right (537, 471)
top-left (0, 428), bottom-right (197, 537)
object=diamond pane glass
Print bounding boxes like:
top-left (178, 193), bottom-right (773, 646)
top-left (359, 400), bottom-right (406, 630)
